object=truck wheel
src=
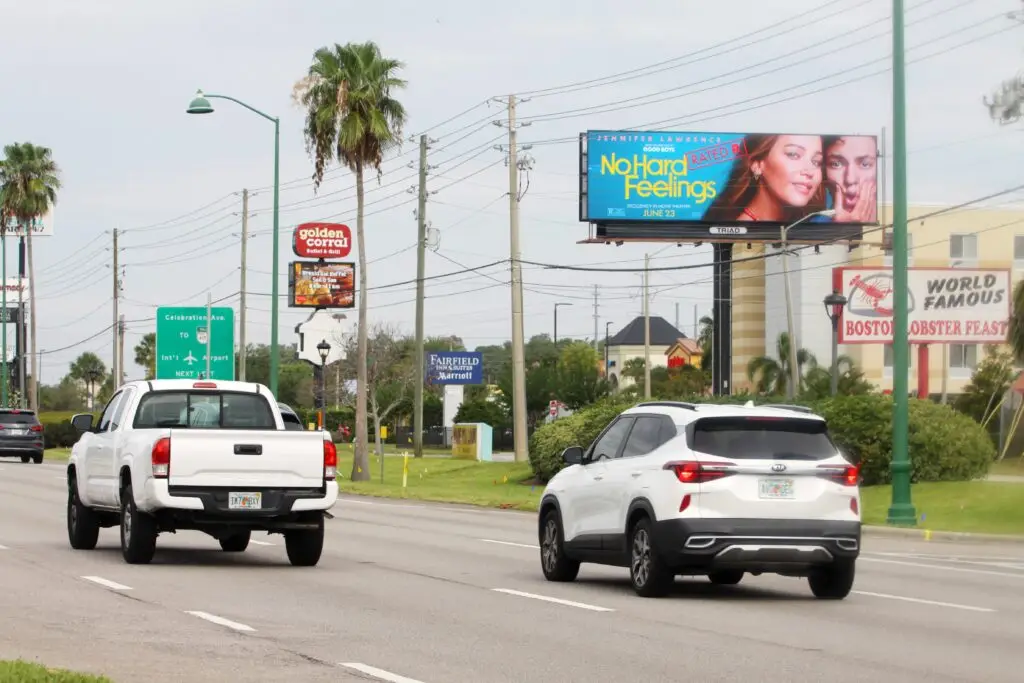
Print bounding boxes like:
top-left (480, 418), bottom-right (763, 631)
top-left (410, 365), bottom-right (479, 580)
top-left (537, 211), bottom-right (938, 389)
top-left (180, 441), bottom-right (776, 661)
top-left (219, 531), bottom-right (251, 552)
top-left (120, 485), bottom-right (158, 565)
top-left (285, 515), bottom-right (324, 567)
top-left (67, 479), bottom-right (100, 550)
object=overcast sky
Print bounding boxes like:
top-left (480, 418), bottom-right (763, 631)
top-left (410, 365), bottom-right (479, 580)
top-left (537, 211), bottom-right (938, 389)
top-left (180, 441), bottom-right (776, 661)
top-left (1, 0), bottom-right (1021, 384)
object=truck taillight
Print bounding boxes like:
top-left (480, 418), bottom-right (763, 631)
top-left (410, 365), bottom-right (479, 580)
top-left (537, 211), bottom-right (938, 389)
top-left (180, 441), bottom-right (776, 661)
top-left (152, 437), bottom-right (171, 478)
top-left (663, 460), bottom-right (735, 483)
top-left (817, 463), bottom-right (860, 486)
top-left (323, 439), bottom-right (337, 480)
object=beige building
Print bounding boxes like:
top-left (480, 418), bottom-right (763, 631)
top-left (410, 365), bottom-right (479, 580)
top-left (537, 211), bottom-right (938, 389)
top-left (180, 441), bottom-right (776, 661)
top-left (731, 202), bottom-right (1024, 396)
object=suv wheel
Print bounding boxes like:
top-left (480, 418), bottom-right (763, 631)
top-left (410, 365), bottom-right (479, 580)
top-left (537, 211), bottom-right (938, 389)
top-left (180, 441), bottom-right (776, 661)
top-left (67, 479), bottom-right (100, 550)
top-left (20, 455), bottom-right (29, 464)
top-left (219, 531), bottom-right (251, 552)
top-left (539, 510), bottom-right (580, 582)
top-left (708, 570), bottom-right (744, 586)
top-left (32, 452), bottom-right (42, 464)
top-left (808, 559), bottom-right (856, 599)
top-left (629, 517), bottom-right (673, 598)
top-left (120, 485), bottom-right (158, 564)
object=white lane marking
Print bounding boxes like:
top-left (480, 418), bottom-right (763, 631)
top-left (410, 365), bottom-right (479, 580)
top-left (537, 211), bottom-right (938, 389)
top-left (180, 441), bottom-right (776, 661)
top-left (480, 539), bottom-right (537, 549)
top-left (340, 497), bottom-right (525, 517)
top-left (853, 590), bottom-right (995, 613)
top-left (185, 611), bottom-right (255, 632)
top-left (862, 556), bottom-right (1024, 579)
top-left (491, 588), bottom-right (615, 612)
top-left (250, 540), bottom-right (274, 546)
top-left (339, 663), bottom-right (427, 683)
top-left (0, 544), bottom-right (8, 550)
top-left (865, 552), bottom-right (1024, 571)
top-left (81, 576), bottom-right (131, 591)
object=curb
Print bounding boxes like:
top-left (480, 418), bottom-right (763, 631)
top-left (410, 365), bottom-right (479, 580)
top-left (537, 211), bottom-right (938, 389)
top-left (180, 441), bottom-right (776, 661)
top-left (863, 524), bottom-right (1024, 545)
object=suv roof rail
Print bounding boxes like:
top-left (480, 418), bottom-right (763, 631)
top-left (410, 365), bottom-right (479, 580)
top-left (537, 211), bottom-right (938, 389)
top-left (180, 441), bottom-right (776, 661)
top-left (758, 403), bottom-right (815, 414)
top-left (634, 401), bottom-right (699, 411)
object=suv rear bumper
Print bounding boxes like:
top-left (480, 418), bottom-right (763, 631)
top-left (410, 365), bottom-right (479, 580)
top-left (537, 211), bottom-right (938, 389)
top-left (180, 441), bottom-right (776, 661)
top-left (652, 518), bottom-right (860, 573)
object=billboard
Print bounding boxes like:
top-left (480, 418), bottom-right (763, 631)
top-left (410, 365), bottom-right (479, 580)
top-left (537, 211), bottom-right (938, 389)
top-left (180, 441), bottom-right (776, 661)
top-left (293, 222), bottom-right (352, 259)
top-left (835, 267), bottom-right (1011, 344)
top-left (425, 351), bottom-right (483, 385)
top-left (580, 130), bottom-right (878, 243)
top-left (2, 207), bottom-right (53, 237)
top-left (288, 261), bottom-right (355, 309)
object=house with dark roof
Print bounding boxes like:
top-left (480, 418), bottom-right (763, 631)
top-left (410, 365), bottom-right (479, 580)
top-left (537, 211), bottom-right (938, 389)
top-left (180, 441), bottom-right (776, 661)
top-left (605, 316), bottom-right (688, 389)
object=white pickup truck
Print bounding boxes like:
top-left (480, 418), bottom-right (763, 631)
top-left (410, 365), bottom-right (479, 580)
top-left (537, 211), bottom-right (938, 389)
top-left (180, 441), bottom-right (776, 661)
top-left (65, 379), bottom-right (338, 566)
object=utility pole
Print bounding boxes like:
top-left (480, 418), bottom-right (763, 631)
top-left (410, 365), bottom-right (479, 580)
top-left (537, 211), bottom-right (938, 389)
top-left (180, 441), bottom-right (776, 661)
top-left (887, 0), bottom-right (916, 526)
top-left (592, 285), bottom-right (599, 352)
top-left (117, 314), bottom-right (125, 385)
top-left (112, 228), bottom-right (119, 387)
top-left (239, 189), bottom-right (248, 381)
top-left (643, 253), bottom-right (651, 399)
top-left (413, 134), bottom-right (429, 459)
top-left (675, 302), bottom-right (680, 332)
top-left (205, 292), bottom-right (212, 380)
top-left (17, 237), bottom-right (25, 407)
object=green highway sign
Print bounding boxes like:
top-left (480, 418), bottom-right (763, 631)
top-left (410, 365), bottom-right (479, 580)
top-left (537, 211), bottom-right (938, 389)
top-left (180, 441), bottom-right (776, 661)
top-left (155, 306), bottom-right (235, 380)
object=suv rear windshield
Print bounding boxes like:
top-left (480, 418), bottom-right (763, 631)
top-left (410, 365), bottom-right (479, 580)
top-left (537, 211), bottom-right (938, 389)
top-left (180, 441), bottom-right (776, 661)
top-left (690, 416), bottom-right (835, 461)
top-left (133, 392), bottom-right (276, 430)
top-left (0, 411), bottom-right (38, 425)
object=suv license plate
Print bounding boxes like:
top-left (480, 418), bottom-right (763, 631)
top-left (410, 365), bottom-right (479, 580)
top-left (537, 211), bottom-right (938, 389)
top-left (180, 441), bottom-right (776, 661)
top-left (8, 429), bottom-right (24, 436)
top-left (228, 492), bottom-right (262, 510)
top-left (758, 478), bottom-right (794, 499)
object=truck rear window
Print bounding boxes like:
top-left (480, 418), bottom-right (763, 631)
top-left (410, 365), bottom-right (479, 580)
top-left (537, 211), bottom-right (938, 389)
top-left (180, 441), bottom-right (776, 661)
top-left (133, 392), bottom-right (276, 430)
top-left (690, 416), bottom-right (836, 461)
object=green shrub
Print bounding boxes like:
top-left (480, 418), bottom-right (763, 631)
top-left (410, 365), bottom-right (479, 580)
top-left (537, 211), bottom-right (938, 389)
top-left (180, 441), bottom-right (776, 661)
top-left (0, 660), bottom-right (112, 682)
top-left (528, 393), bottom-right (995, 485)
top-left (44, 421), bottom-right (82, 449)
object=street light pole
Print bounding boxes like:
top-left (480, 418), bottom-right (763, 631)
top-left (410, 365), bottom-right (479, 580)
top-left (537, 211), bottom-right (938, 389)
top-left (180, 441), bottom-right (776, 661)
top-left (186, 90), bottom-right (281, 398)
top-left (317, 339), bottom-right (330, 431)
top-left (823, 290), bottom-right (848, 396)
top-left (553, 302), bottom-right (572, 345)
top-left (779, 209), bottom-right (836, 399)
top-left (604, 321), bottom-right (613, 376)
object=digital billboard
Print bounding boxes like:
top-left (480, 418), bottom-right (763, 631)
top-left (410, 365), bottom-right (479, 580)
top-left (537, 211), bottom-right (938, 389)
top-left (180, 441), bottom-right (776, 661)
top-left (834, 267), bottom-right (1011, 344)
top-left (288, 261), bottom-right (355, 309)
top-left (580, 130), bottom-right (879, 243)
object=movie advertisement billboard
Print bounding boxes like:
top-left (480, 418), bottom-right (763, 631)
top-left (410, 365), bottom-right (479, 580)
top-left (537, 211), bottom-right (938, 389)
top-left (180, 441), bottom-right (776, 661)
top-left (425, 351), bottom-right (483, 385)
top-left (834, 267), bottom-right (1011, 344)
top-left (288, 261), bottom-right (355, 309)
top-left (292, 222), bottom-right (352, 259)
top-left (580, 130), bottom-right (878, 243)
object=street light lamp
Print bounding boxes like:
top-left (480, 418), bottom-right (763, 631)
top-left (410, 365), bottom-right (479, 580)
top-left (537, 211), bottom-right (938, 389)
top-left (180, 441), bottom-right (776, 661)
top-left (823, 290), bottom-right (848, 396)
top-left (780, 209), bottom-right (836, 398)
top-left (553, 302), bottom-right (573, 345)
top-left (316, 339), bottom-right (331, 430)
top-left (186, 89), bottom-right (281, 398)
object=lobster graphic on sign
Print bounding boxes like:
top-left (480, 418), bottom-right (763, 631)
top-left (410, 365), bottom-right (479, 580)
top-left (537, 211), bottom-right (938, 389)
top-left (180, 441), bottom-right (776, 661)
top-left (847, 273), bottom-right (915, 318)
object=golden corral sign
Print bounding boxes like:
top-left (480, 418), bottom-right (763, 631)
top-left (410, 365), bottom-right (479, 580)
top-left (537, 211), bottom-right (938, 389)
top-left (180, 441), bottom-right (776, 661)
top-left (834, 267), bottom-right (1011, 344)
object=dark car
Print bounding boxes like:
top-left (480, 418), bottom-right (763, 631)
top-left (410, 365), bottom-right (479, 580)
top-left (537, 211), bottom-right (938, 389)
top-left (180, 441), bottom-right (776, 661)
top-left (278, 402), bottom-right (305, 431)
top-left (0, 409), bottom-right (44, 463)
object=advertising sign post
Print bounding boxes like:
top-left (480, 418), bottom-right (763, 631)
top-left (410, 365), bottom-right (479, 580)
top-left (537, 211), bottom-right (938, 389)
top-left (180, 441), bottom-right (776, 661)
top-left (288, 261), bottom-right (356, 309)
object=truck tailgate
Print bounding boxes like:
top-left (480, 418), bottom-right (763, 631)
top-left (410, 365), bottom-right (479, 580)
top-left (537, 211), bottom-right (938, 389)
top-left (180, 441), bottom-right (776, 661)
top-left (167, 429), bottom-right (325, 488)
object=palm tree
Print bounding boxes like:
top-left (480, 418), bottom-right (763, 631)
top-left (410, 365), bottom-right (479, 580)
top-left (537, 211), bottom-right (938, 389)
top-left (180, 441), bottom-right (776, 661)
top-left (294, 41), bottom-right (408, 481)
top-left (0, 143), bottom-right (60, 410)
top-left (134, 332), bottom-right (156, 379)
top-left (1009, 280), bottom-right (1024, 363)
top-left (697, 314), bottom-right (713, 372)
top-left (747, 332), bottom-right (816, 396)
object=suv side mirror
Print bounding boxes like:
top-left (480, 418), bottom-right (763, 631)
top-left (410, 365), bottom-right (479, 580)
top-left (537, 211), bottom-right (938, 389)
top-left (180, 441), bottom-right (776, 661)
top-left (70, 413), bottom-right (94, 433)
top-left (562, 446), bottom-right (584, 465)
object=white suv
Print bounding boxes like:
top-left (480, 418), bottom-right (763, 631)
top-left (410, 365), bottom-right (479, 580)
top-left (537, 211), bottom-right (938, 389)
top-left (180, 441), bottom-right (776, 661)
top-left (537, 401), bottom-right (861, 599)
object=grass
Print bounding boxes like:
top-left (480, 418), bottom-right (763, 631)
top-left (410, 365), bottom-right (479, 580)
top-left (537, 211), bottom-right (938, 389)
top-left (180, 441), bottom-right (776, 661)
top-left (44, 447), bottom-right (71, 462)
top-left (990, 457), bottom-right (1024, 477)
top-left (334, 441), bottom-right (453, 457)
top-left (0, 660), bottom-right (112, 682)
top-left (336, 452), bottom-right (540, 511)
top-left (860, 481), bottom-right (1024, 535)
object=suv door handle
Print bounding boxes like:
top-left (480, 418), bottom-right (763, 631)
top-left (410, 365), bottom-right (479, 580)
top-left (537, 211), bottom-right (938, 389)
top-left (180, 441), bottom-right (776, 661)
top-left (631, 472), bottom-right (642, 478)
top-left (593, 475), bottom-right (604, 480)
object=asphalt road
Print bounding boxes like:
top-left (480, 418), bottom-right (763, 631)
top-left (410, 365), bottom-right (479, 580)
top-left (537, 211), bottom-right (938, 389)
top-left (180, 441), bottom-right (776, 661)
top-left (2, 459), bottom-right (1023, 683)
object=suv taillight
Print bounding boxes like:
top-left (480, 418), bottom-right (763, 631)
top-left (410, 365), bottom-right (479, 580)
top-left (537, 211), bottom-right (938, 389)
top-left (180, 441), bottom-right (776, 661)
top-left (323, 439), bottom-right (337, 480)
top-left (817, 463), bottom-right (860, 486)
top-left (152, 437), bottom-right (171, 478)
top-left (30, 424), bottom-right (43, 432)
top-left (663, 460), bottom-right (735, 483)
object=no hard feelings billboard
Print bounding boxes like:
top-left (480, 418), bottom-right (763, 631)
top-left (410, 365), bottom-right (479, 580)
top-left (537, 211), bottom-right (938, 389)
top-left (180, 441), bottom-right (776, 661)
top-left (580, 130), bottom-right (879, 243)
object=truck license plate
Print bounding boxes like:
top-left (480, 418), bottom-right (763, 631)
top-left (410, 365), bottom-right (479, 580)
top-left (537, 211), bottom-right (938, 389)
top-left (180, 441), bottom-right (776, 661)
top-left (228, 492), bottom-right (262, 510)
top-left (758, 478), bottom-right (794, 499)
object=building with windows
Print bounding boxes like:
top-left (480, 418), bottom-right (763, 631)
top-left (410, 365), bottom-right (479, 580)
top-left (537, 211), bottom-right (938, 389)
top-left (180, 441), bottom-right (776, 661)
top-left (605, 316), bottom-right (688, 390)
top-left (733, 202), bottom-right (1023, 396)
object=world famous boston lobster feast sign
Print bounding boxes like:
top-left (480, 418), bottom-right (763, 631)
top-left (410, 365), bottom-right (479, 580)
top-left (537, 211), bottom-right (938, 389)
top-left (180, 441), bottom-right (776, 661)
top-left (292, 222), bottom-right (352, 259)
top-left (834, 267), bottom-right (1011, 344)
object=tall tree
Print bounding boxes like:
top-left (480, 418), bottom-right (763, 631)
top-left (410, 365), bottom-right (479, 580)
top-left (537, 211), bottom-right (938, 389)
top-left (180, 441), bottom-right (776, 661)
top-left (746, 332), bottom-right (816, 396)
top-left (0, 143), bottom-right (61, 410)
top-left (556, 341), bottom-right (608, 409)
top-left (68, 352), bottom-right (107, 410)
top-left (294, 41), bottom-right (408, 481)
top-left (134, 332), bottom-right (156, 379)
top-left (697, 314), bottom-right (713, 372)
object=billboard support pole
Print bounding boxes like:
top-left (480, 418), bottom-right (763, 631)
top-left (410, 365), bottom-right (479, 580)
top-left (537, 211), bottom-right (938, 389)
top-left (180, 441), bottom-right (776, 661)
top-left (711, 243), bottom-right (733, 396)
top-left (413, 134), bottom-right (428, 459)
top-left (888, 0), bottom-right (917, 526)
top-left (643, 254), bottom-right (651, 399)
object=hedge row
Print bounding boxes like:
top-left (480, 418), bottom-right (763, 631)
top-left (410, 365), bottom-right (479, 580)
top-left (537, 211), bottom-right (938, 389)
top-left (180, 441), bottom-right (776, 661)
top-left (528, 394), bottom-right (994, 486)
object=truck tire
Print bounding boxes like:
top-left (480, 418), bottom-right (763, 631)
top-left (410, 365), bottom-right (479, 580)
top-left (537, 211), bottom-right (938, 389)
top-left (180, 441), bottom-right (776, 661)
top-left (67, 479), bottom-right (100, 550)
top-left (285, 514), bottom-right (324, 567)
top-left (120, 485), bottom-right (158, 565)
top-left (219, 531), bottom-right (251, 552)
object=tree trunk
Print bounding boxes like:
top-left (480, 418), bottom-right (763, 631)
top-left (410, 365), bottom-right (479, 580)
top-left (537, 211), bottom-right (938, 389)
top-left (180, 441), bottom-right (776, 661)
top-left (27, 230), bottom-right (37, 410)
top-left (351, 162), bottom-right (370, 481)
